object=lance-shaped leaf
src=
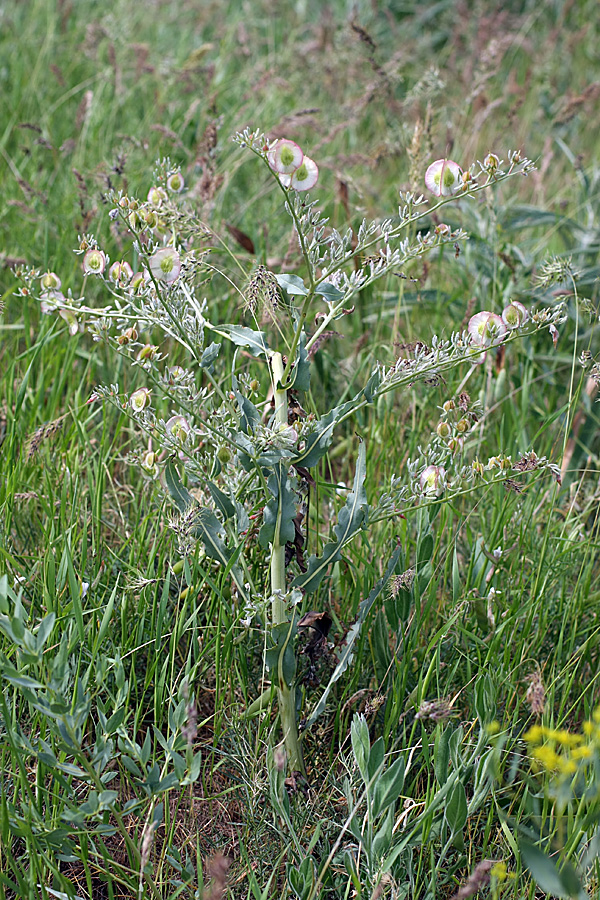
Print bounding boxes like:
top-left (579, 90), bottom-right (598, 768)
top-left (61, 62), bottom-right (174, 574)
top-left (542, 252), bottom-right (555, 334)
top-left (292, 442), bottom-right (368, 594)
top-left (232, 377), bottom-right (261, 435)
top-left (259, 463), bottom-right (297, 550)
top-left (208, 481), bottom-right (236, 521)
top-left (164, 461), bottom-right (247, 600)
top-left (200, 341), bottom-right (221, 370)
top-left (304, 544), bottom-right (402, 728)
top-left (287, 331), bottom-right (310, 392)
top-left (209, 323), bottom-right (269, 357)
top-left (164, 459), bottom-right (193, 513)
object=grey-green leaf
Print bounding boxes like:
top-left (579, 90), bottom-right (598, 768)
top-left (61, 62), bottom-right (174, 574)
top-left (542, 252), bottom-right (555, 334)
top-left (275, 273), bottom-right (309, 296)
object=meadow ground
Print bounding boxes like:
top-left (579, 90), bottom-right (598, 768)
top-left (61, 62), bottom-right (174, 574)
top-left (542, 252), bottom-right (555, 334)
top-left (1, 1), bottom-right (600, 898)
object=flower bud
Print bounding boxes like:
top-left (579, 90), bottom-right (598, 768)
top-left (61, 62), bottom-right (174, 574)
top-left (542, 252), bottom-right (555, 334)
top-left (137, 344), bottom-right (158, 361)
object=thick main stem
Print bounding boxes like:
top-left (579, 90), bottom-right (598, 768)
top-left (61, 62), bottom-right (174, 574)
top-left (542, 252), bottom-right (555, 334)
top-left (270, 352), bottom-right (305, 775)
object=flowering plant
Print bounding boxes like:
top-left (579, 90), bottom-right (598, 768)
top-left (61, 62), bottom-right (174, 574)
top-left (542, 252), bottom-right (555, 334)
top-left (15, 135), bottom-right (565, 774)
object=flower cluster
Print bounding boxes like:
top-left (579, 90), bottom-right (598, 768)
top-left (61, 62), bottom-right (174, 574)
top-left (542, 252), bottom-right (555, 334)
top-left (524, 718), bottom-right (598, 781)
top-left (268, 139), bottom-right (319, 191)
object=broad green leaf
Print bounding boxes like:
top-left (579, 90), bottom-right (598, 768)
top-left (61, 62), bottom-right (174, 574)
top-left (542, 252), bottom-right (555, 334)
top-left (265, 621), bottom-right (296, 688)
top-left (275, 273), bottom-right (308, 296)
top-left (288, 331), bottom-right (310, 392)
top-left (445, 781), bottom-right (467, 836)
top-left (372, 756), bottom-right (405, 818)
top-left (208, 481), bottom-right (236, 520)
top-left (434, 724), bottom-right (452, 786)
top-left (351, 715), bottom-right (371, 782)
top-left (315, 282), bottom-right (344, 301)
top-left (200, 341), bottom-right (221, 369)
top-left (164, 459), bottom-right (193, 514)
top-left (293, 377), bottom-right (379, 468)
top-left (210, 324), bottom-right (268, 356)
top-left (292, 441), bottom-right (368, 593)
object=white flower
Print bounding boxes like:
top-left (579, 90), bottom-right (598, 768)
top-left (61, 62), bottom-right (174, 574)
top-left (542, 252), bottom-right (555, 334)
top-left (39, 290), bottom-right (65, 314)
top-left (58, 308), bottom-right (80, 336)
top-left (419, 465), bottom-right (446, 495)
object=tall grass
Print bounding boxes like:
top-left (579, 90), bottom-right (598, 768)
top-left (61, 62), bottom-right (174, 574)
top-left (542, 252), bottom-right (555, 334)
top-left (1, 1), bottom-right (600, 898)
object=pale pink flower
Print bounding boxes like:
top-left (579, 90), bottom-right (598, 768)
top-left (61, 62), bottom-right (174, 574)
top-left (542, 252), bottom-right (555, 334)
top-left (40, 271), bottom-right (61, 290)
top-left (129, 388), bottom-right (151, 411)
top-left (281, 156), bottom-right (319, 191)
top-left (109, 260), bottom-right (134, 285)
top-left (83, 248), bottom-right (107, 275)
top-left (165, 415), bottom-right (191, 440)
top-left (166, 171), bottom-right (185, 193)
top-left (149, 248), bottom-right (181, 284)
top-left (147, 186), bottom-right (168, 206)
top-left (425, 159), bottom-right (462, 197)
top-left (468, 311), bottom-right (507, 347)
top-left (268, 139), bottom-right (304, 175)
top-left (419, 465), bottom-right (446, 495)
top-left (39, 290), bottom-right (65, 314)
top-left (502, 301), bottom-right (529, 329)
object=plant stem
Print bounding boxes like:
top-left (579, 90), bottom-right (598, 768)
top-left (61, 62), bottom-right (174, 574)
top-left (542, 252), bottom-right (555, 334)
top-left (270, 351), bottom-right (305, 775)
